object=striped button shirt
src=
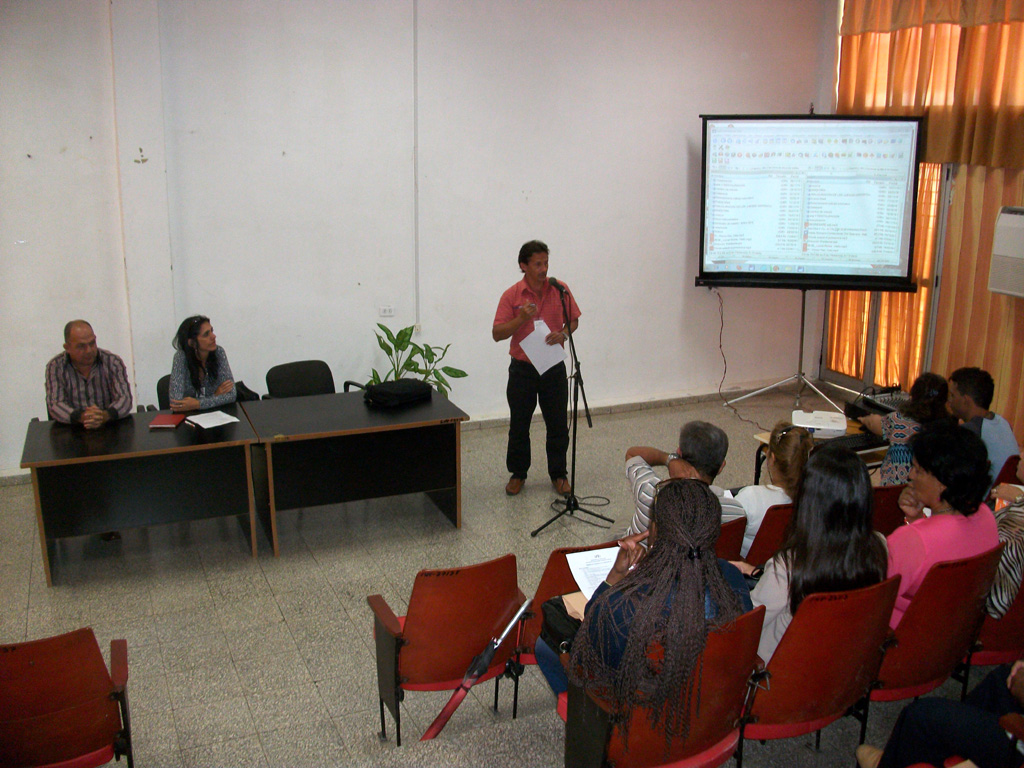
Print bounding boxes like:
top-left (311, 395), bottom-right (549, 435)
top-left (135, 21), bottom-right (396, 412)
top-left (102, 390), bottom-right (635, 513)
top-left (45, 349), bottom-right (132, 424)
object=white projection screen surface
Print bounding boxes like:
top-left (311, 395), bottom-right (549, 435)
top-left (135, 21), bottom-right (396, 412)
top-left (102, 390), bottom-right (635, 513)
top-left (696, 115), bottom-right (922, 292)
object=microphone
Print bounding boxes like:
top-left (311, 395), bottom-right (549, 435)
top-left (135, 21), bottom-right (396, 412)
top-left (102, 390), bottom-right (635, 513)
top-left (548, 277), bottom-right (567, 294)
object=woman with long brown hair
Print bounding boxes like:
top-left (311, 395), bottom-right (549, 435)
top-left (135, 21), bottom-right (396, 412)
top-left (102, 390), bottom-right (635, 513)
top-left (733, 443), bottom-right (888, 662)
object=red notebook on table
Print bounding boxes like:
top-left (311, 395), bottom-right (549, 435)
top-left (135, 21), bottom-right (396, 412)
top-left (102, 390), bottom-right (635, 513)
top-left (149, 413), bottom-right (186, 430)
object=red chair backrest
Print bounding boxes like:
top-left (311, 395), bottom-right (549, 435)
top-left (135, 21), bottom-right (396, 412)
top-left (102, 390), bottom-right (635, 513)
top-left (401, 553), bottom-right (521, 685)
top-left (522, 541), bottom-right (617, 654)
top-left (976, 562), bottom-right (1024, 662)
top-left (877, 545), bottom-right (1004, 698)
top-left (0, 628), bottom-right (122, 767)
top-left (995, 455), bottom-right (1021, 486)
top-left (602, 606), bottom-right (766, 767)
top-left (873, 484), bottom-right (907, 536)
top-left (715, 516), bottom-right (747, 561)
top-left (744, 503), bottom-right (794, 567)
top-left (751, 577), bottom-right (900, 728)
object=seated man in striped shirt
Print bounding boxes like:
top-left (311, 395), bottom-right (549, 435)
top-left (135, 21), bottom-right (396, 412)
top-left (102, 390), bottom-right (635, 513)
top-left (45, 320), bottom-right (132, 429)
top-left (625, 420), bottom-right (746, 537)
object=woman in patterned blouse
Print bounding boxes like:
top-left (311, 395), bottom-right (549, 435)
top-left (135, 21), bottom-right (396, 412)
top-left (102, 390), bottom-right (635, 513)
top-left (169, 315), bottom-right (236, 412)
top-left (859, 372), bottom-right (953, 485)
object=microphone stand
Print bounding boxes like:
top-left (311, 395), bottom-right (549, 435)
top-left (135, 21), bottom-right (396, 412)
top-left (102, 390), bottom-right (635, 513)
top-left (531, 285), bottom-right (613, 537)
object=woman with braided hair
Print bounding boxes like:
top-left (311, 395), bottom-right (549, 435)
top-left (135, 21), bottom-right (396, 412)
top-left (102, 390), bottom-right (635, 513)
top-left (566, 478), bottom-right (751, 744)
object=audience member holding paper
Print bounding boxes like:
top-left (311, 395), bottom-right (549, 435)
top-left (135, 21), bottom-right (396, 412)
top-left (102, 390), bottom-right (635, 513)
top-left (492, 240), bottom-right (580, 497)
top-left (169, 314), bottom-right (236, 413)
top-left (535, 480), bottom-right (751, 702)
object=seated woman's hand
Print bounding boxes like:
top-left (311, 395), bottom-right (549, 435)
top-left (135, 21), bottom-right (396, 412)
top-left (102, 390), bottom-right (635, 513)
top-left (729, 560), bottom-right (758, 577)
top-left (170, 397), bottom-right (200, 413)
top-left (858, 413), bottom-right (883, 436)
top-left (898, 484), bottom-right (926, 521)
top-left (606, 531), bottom-right (648, 586)
top-left (991, 483), bottom-right (1024, 504)
top-left (214, 379), bottom-right (235, 396)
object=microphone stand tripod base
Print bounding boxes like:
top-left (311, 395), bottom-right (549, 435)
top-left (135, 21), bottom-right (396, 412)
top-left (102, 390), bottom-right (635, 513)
top-left (531, 492), bottom-right (613, 537)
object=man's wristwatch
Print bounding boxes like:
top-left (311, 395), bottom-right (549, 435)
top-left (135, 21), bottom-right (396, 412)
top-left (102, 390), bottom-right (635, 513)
top-left (667, 452), bottom-right (682, 463)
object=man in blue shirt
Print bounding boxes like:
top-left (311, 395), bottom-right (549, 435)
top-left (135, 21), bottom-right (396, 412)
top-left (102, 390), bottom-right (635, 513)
top-left (948, 367), bottom-right (1019, 487)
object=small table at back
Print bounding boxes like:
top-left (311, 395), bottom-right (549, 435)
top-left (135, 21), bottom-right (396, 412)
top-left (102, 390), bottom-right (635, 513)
top-left (240, 390), bottom-right (469, 556)
top-left (20, 404), bottom-right (257, 586)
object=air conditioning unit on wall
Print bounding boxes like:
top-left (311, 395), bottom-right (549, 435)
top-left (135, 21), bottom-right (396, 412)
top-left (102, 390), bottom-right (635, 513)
top-left (989, 206), bottom-right (1024, 299)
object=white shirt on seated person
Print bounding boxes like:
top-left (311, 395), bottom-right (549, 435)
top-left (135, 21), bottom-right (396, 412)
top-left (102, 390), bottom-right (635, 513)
top-left (734, 484), bottom-right (791, 558)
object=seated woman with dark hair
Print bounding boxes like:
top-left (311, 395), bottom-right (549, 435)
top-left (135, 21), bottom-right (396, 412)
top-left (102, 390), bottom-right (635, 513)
top-left (887, 421), bottom-right (999, 628)
top-left (556, 480), bottom-right (751, 740)
top-left (734, 421), bottom-right (814, 558)
top-left (859, 372), bottom-right (952, 485)
top-left (169, 315), bottom-right (236, 412)
top-left (732, 443), bottom-right (889, 662)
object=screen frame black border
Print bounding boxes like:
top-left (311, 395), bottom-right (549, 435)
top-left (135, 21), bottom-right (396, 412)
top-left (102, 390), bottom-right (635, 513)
top-left (695, 113), bottom-right (923, 293)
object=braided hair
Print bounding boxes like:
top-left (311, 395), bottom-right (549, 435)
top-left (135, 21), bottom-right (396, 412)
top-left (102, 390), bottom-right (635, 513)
top-left (568, 479), bottom-right (741, 746)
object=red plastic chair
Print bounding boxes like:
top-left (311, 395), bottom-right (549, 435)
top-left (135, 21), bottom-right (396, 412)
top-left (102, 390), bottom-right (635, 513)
top-left (738, 577), bottom-right (901, 764)
top-left (520, 540), bottom-right (617, 665)
top-left (871, 545), bottom-right (1004, 709)
top-left (873, 484), bottom-right (907, 536)
top-left (742, 503), bottom-right (793, 568)
top-left (955, 555), bottom-right (1024, 698)
top-left (367, 553), bottom-right (526, 746)
top-left (565, 606), bottom-right (766, 768)
top-left (0, 627), bottom-right (133, 768)
top-left (715, 517), bottom-right (747, 562)
top-left (995, 454), bottom-right (1021, 486)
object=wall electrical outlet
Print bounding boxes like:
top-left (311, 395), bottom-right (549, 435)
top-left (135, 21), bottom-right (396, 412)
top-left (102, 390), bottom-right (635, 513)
top-left (378, 305), bottom-right (394, 317)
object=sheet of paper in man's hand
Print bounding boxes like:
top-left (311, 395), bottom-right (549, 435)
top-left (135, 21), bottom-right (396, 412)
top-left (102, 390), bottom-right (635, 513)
top-left (519, 319), bottom-right (567, 375)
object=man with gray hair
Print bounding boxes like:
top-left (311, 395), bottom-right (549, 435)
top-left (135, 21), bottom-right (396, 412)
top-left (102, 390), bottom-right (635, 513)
top-left (45, 320), bottom-right (132, 428)
top-left (625, 420), bottom-right (745, 537)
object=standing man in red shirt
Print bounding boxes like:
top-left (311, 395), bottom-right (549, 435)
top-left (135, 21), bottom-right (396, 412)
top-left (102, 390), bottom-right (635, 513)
top-left (492, 240), bottom-right (581, 496)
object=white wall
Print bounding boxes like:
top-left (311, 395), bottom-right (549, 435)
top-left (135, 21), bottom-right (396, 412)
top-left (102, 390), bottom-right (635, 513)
top-left (1, 1), bottom-right (134, 474)
top-left (0, 0), bottom-right (839, 476)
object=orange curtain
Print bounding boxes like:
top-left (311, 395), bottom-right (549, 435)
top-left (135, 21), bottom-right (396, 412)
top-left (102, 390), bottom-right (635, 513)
top-left (875, 163), bottom-right (944, 385)
top-left (839, 1), bottom-right (1024, 167)
top-left (829, 0), bottom-right (1024, 400)
top-left (931, 165), bottom-right (1024, 435)
top-left (826, 164), bottom-right (941, 386)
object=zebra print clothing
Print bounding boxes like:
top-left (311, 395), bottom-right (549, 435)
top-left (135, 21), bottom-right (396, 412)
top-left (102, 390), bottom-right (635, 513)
top-left (989, 498), bottom-right (1024, 619)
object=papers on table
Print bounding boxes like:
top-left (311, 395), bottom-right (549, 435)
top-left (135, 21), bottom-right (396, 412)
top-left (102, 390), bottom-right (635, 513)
top-left (565, 546), bottom-right (619, 600)
top-left (519, 319), bottom-right (567, 376)
top-left (185, 410), bottom-right (239, 429)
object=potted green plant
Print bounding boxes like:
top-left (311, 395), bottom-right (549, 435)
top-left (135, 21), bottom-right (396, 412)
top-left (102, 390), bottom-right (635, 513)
top-left (369, 323), bottom-right (467, 397)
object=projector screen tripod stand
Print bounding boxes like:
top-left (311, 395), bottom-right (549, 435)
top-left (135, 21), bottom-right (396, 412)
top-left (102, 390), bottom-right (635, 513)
top-left (725, 289), bottom-right (843, 413)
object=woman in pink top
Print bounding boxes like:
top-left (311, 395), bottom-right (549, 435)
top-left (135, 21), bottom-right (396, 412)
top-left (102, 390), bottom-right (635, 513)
top-left (887, 422), bottom-right (1000, 628)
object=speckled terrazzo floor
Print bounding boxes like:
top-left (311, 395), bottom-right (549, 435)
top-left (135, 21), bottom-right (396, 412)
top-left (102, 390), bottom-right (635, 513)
top-left (0, 383), bottom-right (983, 767)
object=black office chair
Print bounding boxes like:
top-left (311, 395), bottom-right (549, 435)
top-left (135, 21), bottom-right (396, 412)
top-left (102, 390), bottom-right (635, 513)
top-left (265, 360), bottom-right (335, 399)
top-left (156, 375), bottom-right (171, 411)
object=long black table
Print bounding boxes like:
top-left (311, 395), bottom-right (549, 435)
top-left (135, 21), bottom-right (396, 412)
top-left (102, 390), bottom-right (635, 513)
top-left (241, 391), bottom-right (469, 556)
top-left (20, 404), bottom-right (257, 586)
